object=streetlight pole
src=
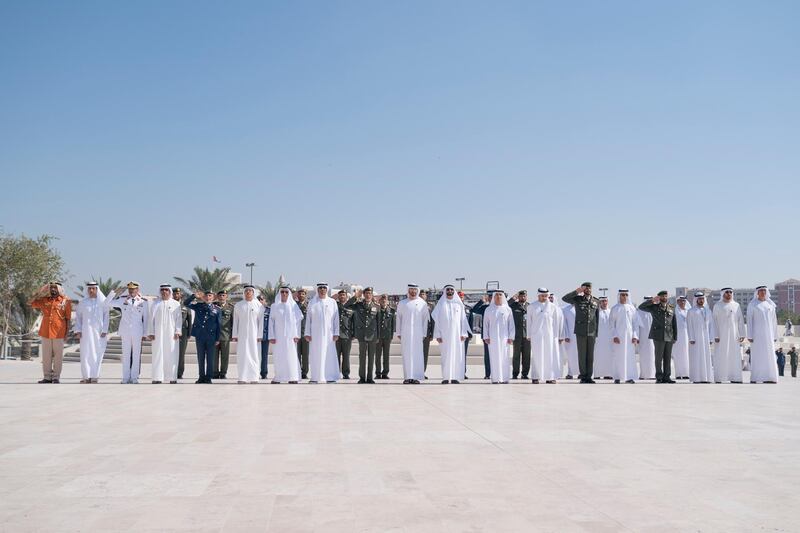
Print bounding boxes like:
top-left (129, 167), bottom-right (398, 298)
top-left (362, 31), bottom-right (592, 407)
top-left (245, 263), bottom-right (256, 286)
top-left (455, 277), bottom-right (465, 291)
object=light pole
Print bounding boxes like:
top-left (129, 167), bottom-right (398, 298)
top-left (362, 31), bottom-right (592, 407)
top-left (455, 277), bottom-right (465, 291)
top-left (599, 287), bottom-right (608, 298)
top-left (245, 262), bottom-right (256, 286)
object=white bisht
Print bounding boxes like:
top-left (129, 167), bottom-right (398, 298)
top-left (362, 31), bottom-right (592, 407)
top-left (673, 299), bottom-right (691, 379)
top-left (636, 302), bottom-right (655, 379)
top-left (269, 292), bottom-right (303, 383)
top-left (746, 287), bottom-right (779, 383)
top-left (712, 289), bottom-right (746, 383)
top-left (527, 296), bottom-right (561, 382)
top-left (75, 287), bottom-right (109, 380)
top-left (609, 297), bottom-right (639, 382)
top-left (560, 304), bottom-right (579, 377)
top-left (593, 305), bottom-right (614, 378)
top-left (147, 292), bottom-right (182, 382)
top-left (395, 290), bottom-right (430, 381)
top-left (432, 287), bottom-right (471, 381)
top-left (306, 285), bottom-right (340, 383)
top-left (233, 298), bottom-right (265, 382)
top-left (686, 294), bottom-right (715, 383)
top-left (482, 291), bottom-right (515, 383)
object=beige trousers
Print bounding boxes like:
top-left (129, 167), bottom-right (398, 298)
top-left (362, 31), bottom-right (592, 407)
top-left (41, 338), bottom-right (64, 380)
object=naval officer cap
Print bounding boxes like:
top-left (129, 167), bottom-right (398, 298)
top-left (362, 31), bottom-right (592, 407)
top-left (581, 282), bottom-right (592, 288)
top-left (657, 290), bottom-right (668, 296)
top-left (363, 286), bottom-right (373, 292)
top-left (126, 281), bottom-right (140, 289)
top-left (203, 289), bottom-right (214, 295)
top-left (217, 289), bottom-right (227, 295)
top-left (518, 290), bottom-right (527, 296)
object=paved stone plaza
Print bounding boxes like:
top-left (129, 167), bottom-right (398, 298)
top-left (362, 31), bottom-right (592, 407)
top-left (0, 359), bottom-right (798, 532)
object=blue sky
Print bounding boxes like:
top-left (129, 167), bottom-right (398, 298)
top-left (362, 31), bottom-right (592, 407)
top-left (1, 0), bottom-right (798, 298)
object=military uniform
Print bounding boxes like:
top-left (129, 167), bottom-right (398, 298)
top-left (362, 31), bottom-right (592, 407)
top-left (349, 296), bottom-right (380, 382)
top-left (376, 304), bottom-right (396, 378)
top-left (336, 301), bottom-right (355, 379)
top-left (297, 300), bottom-right (310, 378)
top-left (638, 298), bottom-right (678, 383)
top-left (508, 298), bottom-right (531, 378)
top-left (177, 300), bottom-right (193, 379)
top-left (185, 295), bottom-right (221, 383)
top-left (214, 301), bottom-right (235, 379)
top-left (260, 305), bottom-right (270, 379)
top-left (562, 289), bottom-right (600, 382)
top-left (423, 302), bottom-right (435, 372)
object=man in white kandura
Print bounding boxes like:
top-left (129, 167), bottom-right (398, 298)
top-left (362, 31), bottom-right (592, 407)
top-left (673, 296), bottom-right (691, 380)
top-left (74, 281), bottom-right (109, 383)
top-left (593, 296), bottom-right (614, 380)
top-left (636, 296), bottom-right (656, 380)
top-left (269, 285), bottom-right (303, 384)
top-left (560, 302), bottom-right (579, 379)
top-left (610, 289), bottom-right (639, 384)
top-left (528, 288), bottom-right (562, 384)
top-left (147, 284), bottom-right (182, 384)
top-left (712, 287), bottom-right (746, 384)
top-left (305, 283), bottom-right (340, 383)
top-left (232, 284), bottom-right (265, 384)
top-left (395, 284), bottom-right (430, 384)
top-left (483, 290), bottom-right (515, 383)
top-left (106, 281), bottom-right (148, 384)
top-left (433, 285), bottom-right (471, 384)
top-left (686, 292), bottom-right (715, 384)
top-left (746, 286), bottom-right (779, 384)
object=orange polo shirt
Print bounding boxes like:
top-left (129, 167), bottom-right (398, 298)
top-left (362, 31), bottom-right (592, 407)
top-left (30, 296), bottom-right (72, 339)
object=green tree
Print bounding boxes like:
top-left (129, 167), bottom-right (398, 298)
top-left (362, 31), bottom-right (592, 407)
top-left (258, 281), bottom-right (276, 304)
top-left (0, 231), bottom-right (65, 357)
top-left (174, 266), bottom-right (240, 294)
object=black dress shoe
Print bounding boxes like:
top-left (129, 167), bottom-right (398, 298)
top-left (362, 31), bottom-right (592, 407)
top-left (374, 375), bottom-right (382, 380)
top-left (451, 380), bottom-right (460, 384)
top-left (665, 379), bottom-right (676, 384)
top-left (424, 375), bottom-right (428, 380)
top-left (512, 376), bottom-right (519, 380)
top-left (219, 374), bottom-right (227, 379)
top-left (625, 379), bottom-right (635, 384)
top-left (403, 379), bottom-right (411, 384)
top-left (587, 379), bottom-right (596, 384)
top-left (381, 373), bottom-right (389, 379)
top-left (521, 375), bottom-right (528, 379)
top-left (531, 379), bottom-right (539, 384)
top-left (566, 375), bottom-right (573, 380)
top-left (38, 379), bottom-right (52, 384)
top-left (441, 380), bottom-right (449, 384)
top-left (301, 374), bottom-right (308, 379)
top-left (483, 376), bottom-right (490, 379)
top-left (195, 379), bottom-right (203, 384)
top-left (343, 375), bottom-right (350, 380)
top-left (614, 379), bottom-right (620, 384)
top-left (411, 379), bottom-right (421, 384)
top-left (366, 379), bottom-right (376, 384)
top-left (358, 378), bottom-right (366, 384)
top-left (463, 375), bottom-right (468, 380)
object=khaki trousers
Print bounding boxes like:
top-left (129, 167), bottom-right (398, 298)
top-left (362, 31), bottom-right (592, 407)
top-left (41, 338), bottom-right (64, 380)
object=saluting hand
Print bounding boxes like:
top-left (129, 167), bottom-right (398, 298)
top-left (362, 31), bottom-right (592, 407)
top-left (305, 336), bottom-right (311, 342)
top-left (292, 338), bottom-right (298, 344)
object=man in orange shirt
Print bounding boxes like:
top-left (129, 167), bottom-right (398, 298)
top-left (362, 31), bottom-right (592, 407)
top-left (29, 282), bottom-right (72, 383)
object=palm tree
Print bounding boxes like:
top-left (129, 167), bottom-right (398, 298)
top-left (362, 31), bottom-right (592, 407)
top-left (174, 266), bottom-right (240, 294)
top-left (74, 276), bottom-right (123, 333)
top-left (258, 281), bottom-right (276, 305)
